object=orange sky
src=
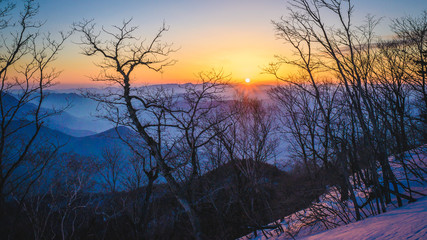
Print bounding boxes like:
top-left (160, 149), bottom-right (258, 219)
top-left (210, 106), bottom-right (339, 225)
top-left (55, 30), bottom-right (287, 87)
top-left (46, 2), bottom-right (286, 87)
top-left (32, 0), bottom-right (426, 88)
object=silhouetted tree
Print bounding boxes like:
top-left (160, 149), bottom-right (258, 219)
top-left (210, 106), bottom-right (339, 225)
top-left (0, 1), bottom-right (69, 236)
top-left (268, 1), bottom-right (423, 228)
top-left (391, 11), bottom-right (427, 141)
top-left (73, 19), bottom-right (231, 239)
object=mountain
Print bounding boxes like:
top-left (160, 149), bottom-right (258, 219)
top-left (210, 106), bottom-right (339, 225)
top-left (5, 120), bottom-right (133, 158)
top-left (62, 126), bottom-right (136, 157)
top-left (33, 92), bottom-right (113, 133)
top-left (6, 120), bottom-right (73, 147)
top-left (6, 92), bottom-right (113, 135)
top-left (2, 92), bottom-right (37, 116)
top-left (54, 127), bottom-right (96, 137)
top-left (45, 113), bottom-right (111, 136)
top-left (41, 92), bottom-right (101, 118)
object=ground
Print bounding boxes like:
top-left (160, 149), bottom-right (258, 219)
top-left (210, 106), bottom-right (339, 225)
top-left (297, 196), bottom-right (427, 240)
top-left (239, 147), bottom-right (427, 240)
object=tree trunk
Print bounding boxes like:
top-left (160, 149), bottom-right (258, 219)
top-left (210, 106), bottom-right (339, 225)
top-left (123, 78), bottom-right (204, 239)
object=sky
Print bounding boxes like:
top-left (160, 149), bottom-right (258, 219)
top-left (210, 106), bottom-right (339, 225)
top-left (29, 0), bottom-right (427, 87)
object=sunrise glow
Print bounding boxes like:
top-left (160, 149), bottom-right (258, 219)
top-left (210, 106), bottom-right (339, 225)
top-left (2, 0), bottom-right (426, 238)
top-left (33, 0), bottom-right (425, 87)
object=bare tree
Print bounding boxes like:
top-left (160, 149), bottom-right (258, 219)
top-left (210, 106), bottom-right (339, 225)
top-left (212, 96), bottom-right (280, 233)
top-left (15, 151), bottom-right (58, 240)
top-left (51, 153), bottom-right (96, 240)
top-left (391, 11), bottom-right (427, 141)
top-left (97, 145), bottom-right (124, 193)
top-left (268, 1), bottom-right (423, 228)
top-left (0, 1), bottom-right (70, 234)
top-left (73, 19), bottom-right (230, 239)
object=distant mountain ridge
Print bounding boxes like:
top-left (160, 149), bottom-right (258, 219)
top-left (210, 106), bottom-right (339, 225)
top-left (7, 92), bottom-right (113, 135)
top-left (4, 84), bottom-right (275, 156)
top-left (6, 119), bottom-right (133, 158)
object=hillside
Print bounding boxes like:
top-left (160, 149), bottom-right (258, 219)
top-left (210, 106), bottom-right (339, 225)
top-left (5, 92), bottom-right (112, 136)
top-left (299, 196), bottom-right (427, 240)
top-left (239, 146), bottom-right (427, 240)
top-left (63, 126), bottom-right (135, 157)
top-left (37, 92), bottom-right (113, 133)
top-left (6, 120), bottom-right (133, 158)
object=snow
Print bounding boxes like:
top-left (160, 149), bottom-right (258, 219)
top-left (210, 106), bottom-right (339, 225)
top-left (298, 196), bottom-right (427, 240)
top-left (239, 146), bottom-right (427, 240)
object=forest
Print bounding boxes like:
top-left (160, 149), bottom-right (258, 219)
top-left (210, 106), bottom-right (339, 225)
top-left (0, 0), bottom-right (426, 239)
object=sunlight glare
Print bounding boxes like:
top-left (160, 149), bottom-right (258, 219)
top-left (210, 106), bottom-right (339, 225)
top-left (245, 78), bottom-right (251, 83)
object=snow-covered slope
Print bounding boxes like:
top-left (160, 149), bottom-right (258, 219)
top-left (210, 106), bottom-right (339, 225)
top-left (299, 196), bottom-right (427, 240)
top-left (239, 146), bottom-right (427, 240)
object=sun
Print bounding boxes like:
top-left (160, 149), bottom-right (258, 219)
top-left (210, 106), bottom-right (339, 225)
top-left (245, 78), bottom-right (251, 83)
